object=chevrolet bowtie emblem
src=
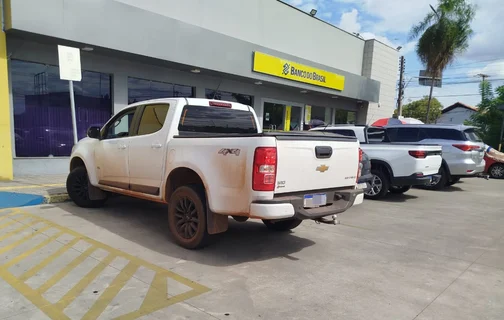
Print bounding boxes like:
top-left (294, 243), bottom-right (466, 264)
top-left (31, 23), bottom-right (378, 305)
top-left (316, 165), bottom-right (329, 172)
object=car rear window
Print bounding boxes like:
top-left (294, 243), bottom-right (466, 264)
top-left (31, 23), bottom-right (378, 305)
top-left (464, 129), bottom-right (482, 142)
top-left (178, 105), bottom-right (257, 134)
top-left (367, 127), bottom-right (387, 143)
top-left (422, 128), bottom-right (464, 140)
top-left (326, 129), bottom-right (357, 137)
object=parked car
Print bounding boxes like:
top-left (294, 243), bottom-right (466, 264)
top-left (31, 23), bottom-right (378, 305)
top-left (384, 124), bottom-right (486, 189)
top-left (67, 98), bottom-right (364, 249)
top-left (485, 154), bottom-right (504, 179)
top-left (310, 125), bottom-right (443, 200)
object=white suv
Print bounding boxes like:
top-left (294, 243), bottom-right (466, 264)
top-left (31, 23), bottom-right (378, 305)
top-left (385, 124), bottom-right (486, 189)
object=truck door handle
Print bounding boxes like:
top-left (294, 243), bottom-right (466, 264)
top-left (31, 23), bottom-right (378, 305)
top-left (151, 143), bottom-right (162, 149)
top-left (118, 144), bottom-right (127, 150)
top-left (315, 146), bottom-right (333, 159)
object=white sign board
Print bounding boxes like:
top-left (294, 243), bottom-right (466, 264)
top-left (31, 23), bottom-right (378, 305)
top-left (58, 45), bottom-right (82, 81)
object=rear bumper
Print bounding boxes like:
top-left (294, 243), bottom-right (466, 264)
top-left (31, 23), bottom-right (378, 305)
top-left (448, 159), bottom-right (485, 176)
top-left (391, 174), bottom-right (434, 186)
top-left (250, 187), bottom-right (363, 220)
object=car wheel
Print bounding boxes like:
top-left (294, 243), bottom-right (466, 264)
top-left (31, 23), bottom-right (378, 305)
top-left (489, 163), bottom-right (504, 179)
top-left (446, 177), bottom-right (461, 186)
top-left (168, 185), bottom-right (210, 249)
top-left (424, 166), bottom-right (448, 190)
top-left (66, 166), bottom-right (107, 208)
top-left (364, 169), bottom-right (390, 200)
top-left (389, 185), bottom-right (411, 194)
top-left (262, 218), bottom-right (302, 231)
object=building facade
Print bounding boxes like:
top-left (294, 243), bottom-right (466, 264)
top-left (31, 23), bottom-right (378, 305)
top-left (437, 102), bottom-right (478, 125)
top-left (0, 0), bottom-right (399, 179)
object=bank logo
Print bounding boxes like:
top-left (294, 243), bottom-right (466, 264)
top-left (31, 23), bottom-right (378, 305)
top-left (282, 63), bottom-right (290, 75)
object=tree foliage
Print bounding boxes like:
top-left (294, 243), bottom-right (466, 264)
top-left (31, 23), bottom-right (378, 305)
top-left (409, 0), bottom-right (476, 123)
top-left (466, 83), bottom-right (504, 149)
top-left (396, 97), bottom-right (443, 123)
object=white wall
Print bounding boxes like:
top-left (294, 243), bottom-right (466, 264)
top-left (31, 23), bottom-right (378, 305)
top-left (114, 0), bottom-right (365, 75)
top-left (362, 40), bottom-right (398, 124)
top-left (437, 108), bottom-right (476, 124)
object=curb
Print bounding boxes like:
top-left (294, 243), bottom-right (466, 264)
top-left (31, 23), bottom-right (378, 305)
top-left (44, 193), bottom-right (70, 204)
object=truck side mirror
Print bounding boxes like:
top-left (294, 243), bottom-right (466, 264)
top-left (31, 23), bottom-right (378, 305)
top-left (87, 126), bottom-right (101, 139)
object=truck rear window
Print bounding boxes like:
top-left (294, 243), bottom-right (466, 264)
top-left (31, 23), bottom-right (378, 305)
top-left (178, 105), bottom-right (257, 134)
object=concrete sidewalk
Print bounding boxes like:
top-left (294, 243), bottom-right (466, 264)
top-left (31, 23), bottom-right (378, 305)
top-left (0, 175), bottom-right (68, 208)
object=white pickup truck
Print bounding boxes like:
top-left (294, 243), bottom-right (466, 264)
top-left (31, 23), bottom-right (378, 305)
top-left (310, 125), bottom-right (443, 200)
top-left (67, 98), bottom-right (364, 249)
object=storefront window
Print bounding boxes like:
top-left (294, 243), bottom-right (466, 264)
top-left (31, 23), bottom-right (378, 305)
top-left (11, 60), bottom-right (112, 157)
top-left (128, 77), bottom-right (194, 104)
top-left (205, 89), bottom-right (253, 106)
top-left (311, 106), bottom-right (332, 124)
top-left (334, 109), bottom-right (356, 124)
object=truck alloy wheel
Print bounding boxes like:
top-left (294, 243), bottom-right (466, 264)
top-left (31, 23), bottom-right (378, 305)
top-left (489, 163), bottom-right (504, 179)
top-left (367, 175), bottom-right (383, 196)
top-left (168, 185), bottom-right (209, 249)
top-left (364, 169), bottom-right (390, 200)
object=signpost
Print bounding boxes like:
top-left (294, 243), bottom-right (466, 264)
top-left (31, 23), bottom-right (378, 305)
top-left (57, 45), bottom-right (82, 145)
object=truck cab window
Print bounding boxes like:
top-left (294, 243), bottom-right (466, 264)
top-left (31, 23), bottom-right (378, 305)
top-left (137, 104), bottom-right (170, 135)
top-left (102, 108), bottom-right (137, 139)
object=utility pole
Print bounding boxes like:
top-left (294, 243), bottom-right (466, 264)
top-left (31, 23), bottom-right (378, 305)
top-left (397, 56), bottom-right (406, 117)
top-left (476, 73), bottom-right (490, 101)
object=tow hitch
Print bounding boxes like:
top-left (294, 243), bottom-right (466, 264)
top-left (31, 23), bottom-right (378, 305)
top-left (315, 214), bottom-right (340, 225)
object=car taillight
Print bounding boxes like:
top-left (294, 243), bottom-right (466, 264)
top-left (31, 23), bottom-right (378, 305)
top-left (453, 144), bottom-right (480, 152)
top-left (253, 147), bottom-right (277, 191)
top-left (409, 150), bottom-right (427, 159)
top-left (356, 148), bottom-right (363, 182)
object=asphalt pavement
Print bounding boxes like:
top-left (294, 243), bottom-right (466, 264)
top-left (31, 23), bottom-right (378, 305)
top-left (0, 177), bottom-right (503, 319)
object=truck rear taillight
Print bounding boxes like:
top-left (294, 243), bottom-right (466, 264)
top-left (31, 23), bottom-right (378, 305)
top-left (453, 144), bottom-right (480, 152)
top-left (408, 150), bottom-right (427, 158)
top-left (356, 148), bottom-right (363, 182)
top-left (253, 147), bottom-right (277, 191)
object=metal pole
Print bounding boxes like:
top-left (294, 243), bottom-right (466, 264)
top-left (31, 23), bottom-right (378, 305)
top-left (69, 80), bottom-right (78, 145)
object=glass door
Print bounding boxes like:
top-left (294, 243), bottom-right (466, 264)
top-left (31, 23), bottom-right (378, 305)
top-left (263, 102), bottom-right (303, 132)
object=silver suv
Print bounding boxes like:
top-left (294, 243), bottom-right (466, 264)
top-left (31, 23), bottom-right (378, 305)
top-left (384, 124), bottom-right (485, 189)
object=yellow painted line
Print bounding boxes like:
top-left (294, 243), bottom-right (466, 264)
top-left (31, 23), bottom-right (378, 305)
top-left (55, 253), bottom-right (117, 310)
top-left (18, 237), bottom-right (82, 282)
top-left (0, 268), bottom-right (70, 320)
top-left (0, 210), bottom-right (211, 319)
top-left (2, 231), bottom-right (65, 268)
top-left (0, 219), bottom-right (45, 241)
top-left (81, 261), bottom-right (139, 320)
top-left (0, 225), bottom-right (52, 255)
top-left (37, 245), bottom-right (97, 294)
top-left (0, 216), bottom-right (28, 230)
top-left (0, 210), bottom-right (23, 222)
top-left (0, 183), bottom-right (65, 191)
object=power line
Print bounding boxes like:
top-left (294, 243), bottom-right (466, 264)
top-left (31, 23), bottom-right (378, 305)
top-left (404, 57), bottom-right (504, 74)
top-left (405, 93), bottom-right (480, 99)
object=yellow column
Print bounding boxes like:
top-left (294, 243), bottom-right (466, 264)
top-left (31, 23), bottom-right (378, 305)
top-left (0, 23), bottom-right (13, 180)
top-left (283, 106), bottom-right (291, 132)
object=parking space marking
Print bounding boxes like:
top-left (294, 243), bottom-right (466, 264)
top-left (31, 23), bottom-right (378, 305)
top-left (0, 208), bottom-right (210, 320)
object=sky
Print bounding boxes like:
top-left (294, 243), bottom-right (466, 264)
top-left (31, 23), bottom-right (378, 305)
top-left (281, 0), bottom-right (504, 109)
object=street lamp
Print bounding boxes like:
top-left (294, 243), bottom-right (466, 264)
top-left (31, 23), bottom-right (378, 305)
top-left (498, 104), bottom-right (504, 151)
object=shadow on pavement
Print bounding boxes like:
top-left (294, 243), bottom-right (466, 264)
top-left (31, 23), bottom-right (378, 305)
top-left (57, 197), bottom-right (315, 267)
top-left (377, 193), bottom-right (419, 203)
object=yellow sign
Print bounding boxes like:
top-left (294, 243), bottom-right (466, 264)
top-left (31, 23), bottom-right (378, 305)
top-left (253, 52), bottom-right (345, 91)
top-left (284, 106), bottom-right (291, 131)
top-left (305, 105), bottom-right (312, 123)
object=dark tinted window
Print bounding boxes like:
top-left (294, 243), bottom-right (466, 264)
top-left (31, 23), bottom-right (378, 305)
top-left (464, 129), bottom-right (482, 142)
top-left (179, 106), bottom-right (257, 134)
top-left (367, 127), bottom-right (386, 143)
top-left (423, 128), bottom-right (464, 140)
top-left (205, 89), bottom-right (253, 106)
top-left (387, 128), bottom-right (420, 142)
top-left (128, 77), bottom-right (193, 104)
top-left (326, 129), bottom-right (356, 137)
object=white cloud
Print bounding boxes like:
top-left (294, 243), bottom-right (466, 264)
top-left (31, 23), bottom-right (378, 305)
top-left (467, 60), bottom-right (504, 78)
top-left (338, 8), bottom-right (360, 33)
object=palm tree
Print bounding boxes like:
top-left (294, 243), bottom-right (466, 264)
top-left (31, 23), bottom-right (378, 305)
top-left (409, 0), bottom-right (476, 123)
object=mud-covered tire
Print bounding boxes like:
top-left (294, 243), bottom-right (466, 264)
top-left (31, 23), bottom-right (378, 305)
top-left (262, 218), bottom-right (302, 231)
top-left (66, 166), bottom-right (107, 208)
top-left (168, 185), bottom-right (210, 249)
top-left (364, 169), bottom-right (390, 200)
top-left (389, 185), bottom-right (411, 194)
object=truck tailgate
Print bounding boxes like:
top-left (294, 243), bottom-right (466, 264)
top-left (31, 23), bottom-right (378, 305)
top-left (274, 136), bottom-right (359, 194)
top-left (406, 144), bottom-right (443, 176)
